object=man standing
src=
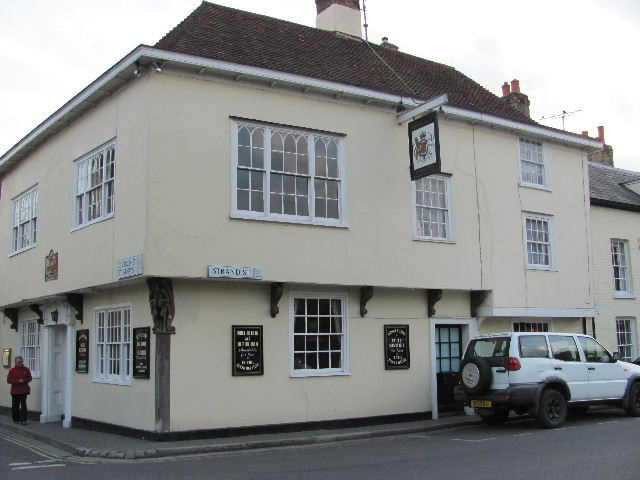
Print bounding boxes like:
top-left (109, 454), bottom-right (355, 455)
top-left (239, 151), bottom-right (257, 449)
top-left (7, 356), bottom-right (32, 424)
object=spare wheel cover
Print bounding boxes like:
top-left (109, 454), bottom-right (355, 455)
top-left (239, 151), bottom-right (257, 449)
top-left (462, 362), bottom-right (481, 389)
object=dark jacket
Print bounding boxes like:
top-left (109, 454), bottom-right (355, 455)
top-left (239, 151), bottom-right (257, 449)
top-left (7, 366), bottom-right (32, 395)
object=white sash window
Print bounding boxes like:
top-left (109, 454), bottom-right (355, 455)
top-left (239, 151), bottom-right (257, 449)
top-left (95, 307), bottom-right (132, 384)
top-left (10, 188), bottom-right (38, 254)
top-left (20, 320), bottom-right (41, 378)
top-left (74, 142), bottom-right (116, 228)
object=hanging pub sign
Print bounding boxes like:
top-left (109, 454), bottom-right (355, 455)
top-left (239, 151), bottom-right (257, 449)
top-left (232, 325), bottom-right (263, 376)
top-left (133, 327), bottom-right (151, 379)
top-left (75, 330), bottom-right (89, 373)
top-left (45, 250), bottom-right (59, 282)
top-left (408, 112), bottom-right (441, 180)
top-left (384, 324), bottom-right (410, 370)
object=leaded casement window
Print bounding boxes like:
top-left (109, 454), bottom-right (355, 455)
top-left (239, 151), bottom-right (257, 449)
top-left (414, 175), bottom-right (451, 240)
top-left (290, 295), bottom-right (348, 376)
top-left (513, 322), bottom-right (549, 333)
top-left (20, 320), bottom-right (40, 377)
top-left (616, 318), bottom-right (635, 361)
top-left (520, 139), bottom-right (546, 187)
top-left (233, 122), bottom-right (345, 226)
top-left (524, 214), bottom-right (553, 268)
top-left (95, 307), bottom-right (131, 384)
top-left (10, 188), bottom-right (38, 254)
top-left (74, 142), bottom-right (116, 228)
top-left (611, 239), bottom-right (632, 295)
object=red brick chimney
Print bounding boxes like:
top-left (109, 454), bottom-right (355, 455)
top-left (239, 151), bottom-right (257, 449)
top-left (501, 78), bottom-right (530, 118)
top-left (587, 124), bottom-right (614, 166)
top-left (316, 0), bottom-right (362, 37)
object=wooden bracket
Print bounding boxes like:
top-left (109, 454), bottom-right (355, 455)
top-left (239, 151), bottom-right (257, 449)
top-left (4, 308), bottom-right (18, 332)
top-left (29, 304), bottom-right (44, 325)
top-left (470, 290), bottom-right (490, 318)
top-left (270, 283), bottom-right (285, 318)
top-left (66, 294), bottom-right (84, 324)
top-left (360, 286), bottom-right (374, 317)
top-left (427, 289), bottom-right (443, 318)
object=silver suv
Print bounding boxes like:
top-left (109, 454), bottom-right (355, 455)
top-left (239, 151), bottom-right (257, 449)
top-left (455, 332), bottom-right (640, 428)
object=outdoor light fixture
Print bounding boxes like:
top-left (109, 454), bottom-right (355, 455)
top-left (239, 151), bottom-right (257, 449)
top-left (152, 62), bottom-right (163, 73)
top-left (133, 62), bottom-right (141, 78)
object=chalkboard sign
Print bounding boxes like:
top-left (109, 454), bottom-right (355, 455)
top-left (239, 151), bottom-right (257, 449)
top-left (232, 326), bottom-right (263, 376)
top-left (384, 325), bottom-right (410, 370)
top-left (76, 330), bottom-right (89, 373)
top-left (133, 327), bottom-right (151, 379)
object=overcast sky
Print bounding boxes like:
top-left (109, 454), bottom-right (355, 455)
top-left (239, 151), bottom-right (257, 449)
top-left (1, 0), bottom-right (638, 169)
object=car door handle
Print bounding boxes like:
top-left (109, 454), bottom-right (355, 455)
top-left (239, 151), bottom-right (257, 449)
top-left (496, 368), bottom-right (506, 373)
top-left (554, 367), bottom-right (563, 370)
top-left (588, 367), bottom-right (596, 371)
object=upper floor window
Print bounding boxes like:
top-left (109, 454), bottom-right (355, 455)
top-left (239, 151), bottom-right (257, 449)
top-left (232, 122), bottom-right (345, 226)
top-left (414, 176), bottom-right (451, 241)
top-left (10, 187), bottom-right (38, 255)
top-left (520, 139), bottom-right (546, 187)
top-left (611, 239), bottom-right (632, 295)
top-left (95, 306), bottom-right (132, 384)
top-left (74, 142), bottom-right (115, 228)
top-left (524, 214), bottom-right (553, 269)
top-left (20, 319), bottom-right (41, 377)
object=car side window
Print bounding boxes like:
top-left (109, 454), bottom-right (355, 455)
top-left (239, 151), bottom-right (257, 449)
top-left (578, 337), bottom-right (613, 363)
top-left (548, 335), bottom-right (580, 362)
top-left (519, 336), bottom-right (549, 358)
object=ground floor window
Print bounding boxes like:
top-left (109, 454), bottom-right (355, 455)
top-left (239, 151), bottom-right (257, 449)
top-left (616, 317), bottom-right (635, 361)
top-left (291, 295), bottom-right (347, 376)
top-left (95, 307), bottom-right (132, 384)
top-left (435, 326), bottom-right (462, 373)
top-left (20, 320), bottom-right (40, 377)
top-left (513, 321), bottom-right (549, 333)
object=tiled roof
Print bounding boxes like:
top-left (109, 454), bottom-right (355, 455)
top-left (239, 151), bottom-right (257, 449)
top-left (589, 162), bottom-right (640, 212)
top-left (155, 1), bottom-right (538, 125)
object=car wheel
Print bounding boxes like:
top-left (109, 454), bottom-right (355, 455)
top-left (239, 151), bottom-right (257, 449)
top-left (626, 382), bottom-right (640, 417)
top-left (537, 389), bottom-right (567, 429)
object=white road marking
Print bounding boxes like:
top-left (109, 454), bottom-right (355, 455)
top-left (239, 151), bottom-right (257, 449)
top-left (512, 432), bottom-right (534, 437)
top-left (451, 437), bottom-right (497, 442)
top-left (12, 464), bottom-right (66, 471)
top-left (407, 434), bottom-right (432, 439)
top-left (35, 459), bottom-right (56, 463)
top-left (8, 462), bottom-right (32, 466)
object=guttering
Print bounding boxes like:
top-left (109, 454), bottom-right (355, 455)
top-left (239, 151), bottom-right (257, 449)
top-left (396, 94), bottom-right (448, 124)
top-left (440, 105), bottom-right (603, 149)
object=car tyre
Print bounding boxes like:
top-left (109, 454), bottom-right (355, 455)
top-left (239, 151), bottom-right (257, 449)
top-left (537, 389), bottom-right (567, 429)
top-left (626, 382), bottom-right (640, 417)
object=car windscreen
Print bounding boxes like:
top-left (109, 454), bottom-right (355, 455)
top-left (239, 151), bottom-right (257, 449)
top-left (464, 337), bottom-right (510, 366)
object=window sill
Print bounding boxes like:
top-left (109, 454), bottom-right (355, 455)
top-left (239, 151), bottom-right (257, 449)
top-left (92, 377), bottom-right (132, 386)
top-left (290, 370), bottom-right (351, 378)
top-left (519, 182), bottom-right (552, 192)
top-left (413, 237), bottom-right (455, 244)
top-left (231, 211), bottom-right (349, 229)
top-left (8, 244), bottom-right (37, 258)
top-left (527, 266), bottom-right (559, 272)
top-left (71, 213), bottom-right (115, 233)
top-left (614, 294), bottom-right (637, 300)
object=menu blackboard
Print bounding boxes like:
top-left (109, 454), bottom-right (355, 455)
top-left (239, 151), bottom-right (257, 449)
top-left (133, 327), bottom-right (151, 379)
top-left (76, 330), bottom-right (89, 373)
top-left (232, 326), bottom-right (263, 376)
top-left (384, 325), bottom-right (410, 370)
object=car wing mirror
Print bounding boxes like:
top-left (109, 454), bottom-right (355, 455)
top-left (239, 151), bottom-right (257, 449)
top-left (612, 352), bottom-right (620, 362)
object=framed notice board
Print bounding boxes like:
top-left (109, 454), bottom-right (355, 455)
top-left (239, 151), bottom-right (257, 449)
top-left (384, 325), bottom-right (410, 370)
top-left (75, 330), bottom-right (89, 373)
top-left (232, 326), bottom-right (264, 376)
top-left (133, 327), bottom-right (151, 379)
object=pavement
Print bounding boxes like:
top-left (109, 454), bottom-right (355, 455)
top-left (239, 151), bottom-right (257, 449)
top-left (0, 412), bottom-right (481, 460)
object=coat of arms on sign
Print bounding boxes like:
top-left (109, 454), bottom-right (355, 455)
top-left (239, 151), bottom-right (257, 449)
top-left (408, 112), bottom-right (441, 180)
top-left (45, 250), bottom-right (58, 282)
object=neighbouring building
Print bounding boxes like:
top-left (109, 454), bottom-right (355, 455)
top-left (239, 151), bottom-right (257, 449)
top-left (0, 1), bottom-right (603, 437)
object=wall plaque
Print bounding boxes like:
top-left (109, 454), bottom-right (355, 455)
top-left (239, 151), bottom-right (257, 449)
top-left (133, 327), bottom-right (151, 379)
top-left (45, 250), bottom-right (59, 282)
top-left (232, 326), bottom-right (263, 376)
top-left (2, 348), bottom-right (11, 368)
top-left (384, 325), bottom-right (410, 370)
top-left (75, 330), bottom-right (89, 373)
top-left (208, 265), bottom-right (262, 280)
top-left (116, 254), bottom-right (144, 280)
top-left (408, 112), bottom-right (441, 180)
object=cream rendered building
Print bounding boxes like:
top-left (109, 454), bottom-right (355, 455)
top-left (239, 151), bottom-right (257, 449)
top-left (0, 1), bottom-right (602, 437)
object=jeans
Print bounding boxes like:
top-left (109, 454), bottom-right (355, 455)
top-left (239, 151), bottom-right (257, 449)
top-left (11, 394), bottom-right (28, 423)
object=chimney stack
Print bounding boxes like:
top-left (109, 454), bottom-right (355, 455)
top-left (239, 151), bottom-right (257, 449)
top-left (587, 124), bottom-right (614, 166)
top-left (316, 0), bottom-right (362, 38)
top-left (500, 78), bottom-right (530, 118)
top-left (381, 36), bottom-right (399, 51)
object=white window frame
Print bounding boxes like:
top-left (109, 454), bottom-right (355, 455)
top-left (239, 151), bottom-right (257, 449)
top-left (9, 186), bottom-right (39, 256)
top-left (93, 304), bottom-right (132, 386)
top-left (513, 321), bottom-right (550, 333)
top-left (616, 317), bottom-right (637, 361)
top-left (412, 175), bottom-right (455, 242)
top-left (230, 121), bottom-right (348, 228)
top-left (288, 292), bottom-right (350, 378)
top-left (523, 213), bottom-right (555, 270)
top-left (519, 138), bottom-right (549, 190)
top-left (611, 238), bottom-right (633, 297)
top-left (20, 319), bottom-right (41, 378)
top-left (72, 140), bottom-right (116, 231)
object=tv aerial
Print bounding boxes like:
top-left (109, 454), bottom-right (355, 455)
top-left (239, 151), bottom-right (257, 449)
top-left (540, 109), bottom-right (583, 130)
